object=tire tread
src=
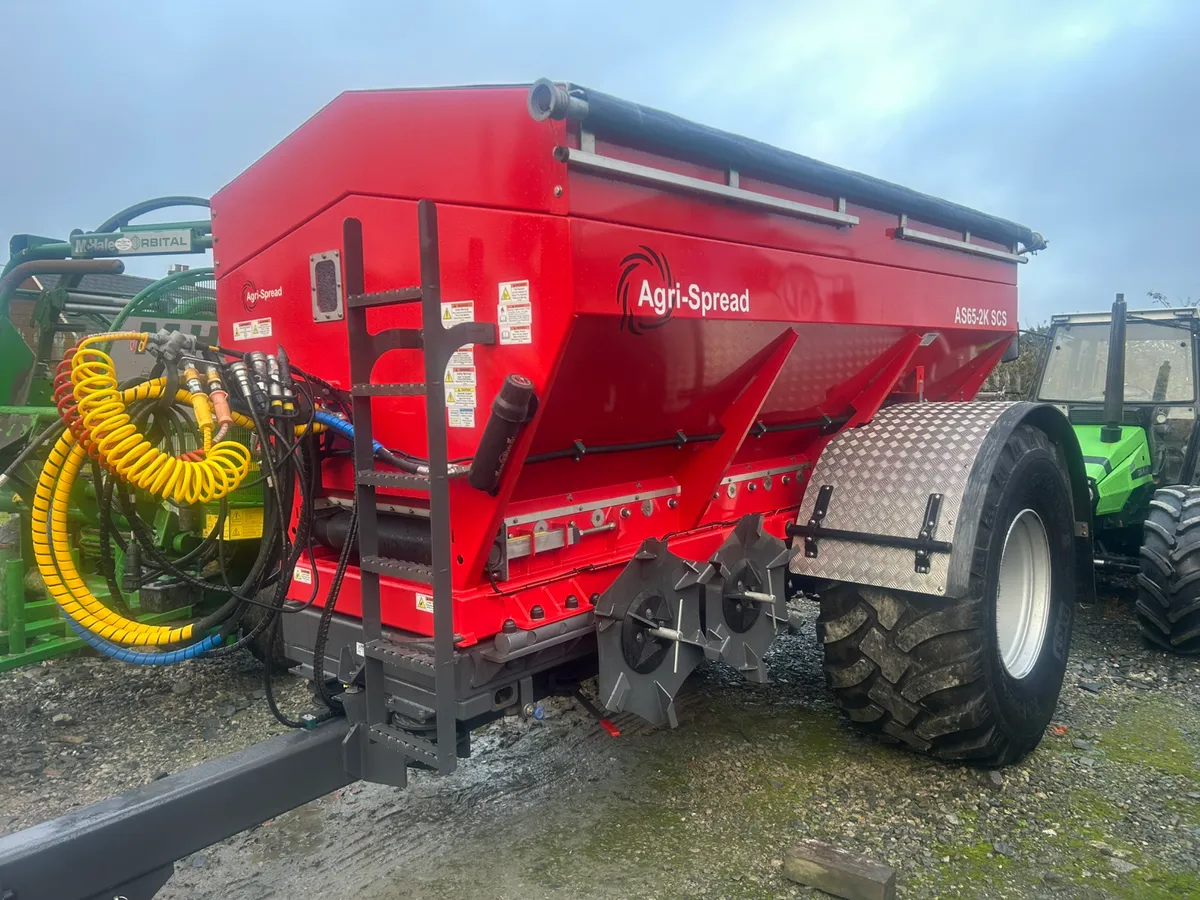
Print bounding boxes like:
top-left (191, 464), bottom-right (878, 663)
top-left (818, 424), bottom-right (1070, 766)
top-left (1136, 486), bottom-right (1200, 654)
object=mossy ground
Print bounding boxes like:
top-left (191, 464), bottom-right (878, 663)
top-left (495, 657), bottom-right (1200, 900)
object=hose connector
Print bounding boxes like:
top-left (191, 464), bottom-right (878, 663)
top-left (205, 365), bottom-right (234, 436)
top-left (229, 361), bottom-right (256, 408)
top-left (121, 539), bottom-right (141, 594)
top-left (276, 346), bottom-right (296, 414)
top-left (528, 79), bottom-right (589, 122)
top-left (266, 355), bottom-right (284, 413)
top-left (246, 352), bottom-right (271, 412)
top-left (182, 366), bottom-right (204, 395)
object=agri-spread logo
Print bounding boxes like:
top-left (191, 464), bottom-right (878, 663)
top-left (616, 246), bottom-right (750, 334)
top-left (241, 281), bottom-right (283, 311)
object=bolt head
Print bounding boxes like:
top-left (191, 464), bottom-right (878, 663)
top-left (553, 185), bottom-right (563, 197)
top-left (530, 605), bottom-right (545, 620)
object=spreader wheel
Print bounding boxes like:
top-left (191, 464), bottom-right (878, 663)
top-left (594, 540), bottom-right (706, 727)
top-left (818, 424), bottom-right (1076, 766)
top-left (705, 515), bottom-right (790, 682)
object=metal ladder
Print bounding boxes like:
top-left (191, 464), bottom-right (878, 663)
top-left (343, 200), bottom-right (495, 783)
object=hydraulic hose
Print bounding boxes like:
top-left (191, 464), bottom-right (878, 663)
top-left (312, 410), bottom-right (385, 455)
top-left (0, 418), bottom-right (65, 491)
top-left (31, 322), bottom-right (326, 660)
top-left (36, 415), bottom-right (197, 645)
top-left (67, 618), bottom-right (222, 665)
top-left (34, 373), bottom-right (259, 646)
top-left (72, 335), bottom-right (250, 504)
top-left (312, 409), bottom-right (425, 474)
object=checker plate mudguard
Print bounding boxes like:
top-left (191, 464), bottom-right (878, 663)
top-left (789, 401), bottom-right (1094, 601)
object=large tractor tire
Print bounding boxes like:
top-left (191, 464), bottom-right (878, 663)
top-left (241, 593), bottom-right (296, 673)
top-left (818, 425), bottom-right (1076, 766)
top-left (1137, 486), bottom-right (1200, 654)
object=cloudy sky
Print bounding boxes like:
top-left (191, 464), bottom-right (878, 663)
top-left (2, 1), bottom-right (1195, 324)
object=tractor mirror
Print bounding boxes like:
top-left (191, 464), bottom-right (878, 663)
top-left (1001, 334), bottom-right (1019, 363)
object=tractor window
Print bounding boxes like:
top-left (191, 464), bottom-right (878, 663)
top-left (1038, 321), bottom-right (1195, 403)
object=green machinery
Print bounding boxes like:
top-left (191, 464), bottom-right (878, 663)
top-left (1032, 294), bottom-right (1200, 652)
top-left (0, 197), bottom-right (261, 669)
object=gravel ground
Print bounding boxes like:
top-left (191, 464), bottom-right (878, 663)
top-left (2, 595), bottom-right (1198, 899)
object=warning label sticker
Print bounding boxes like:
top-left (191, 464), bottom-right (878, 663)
top-left (205, 507), bottom-right (265, 540)
top-left (498, 280), bottom-right (529, 305)
top-left (444, 366), bottom-right (476, 387)
top-left (498, 280), bottom-right (532, 345)
top-left (449, 347), bottom-right (474, 367)
top-left (416, 592), bottom-right (434, 613)
top-left (444, 386), bottom-right (476, 408)
top-left (441, 300), bottom-right (474, 326)
top-left (500, 324), bottom-right (532, 345)
top-left (448, 407), bottom-right (475, 428)
top-left (293, 564), bottom-right (313, 585)
top-left (498, 300), bottom-right (532, 325)
top-left (232, 317), bottom-right (273, 341)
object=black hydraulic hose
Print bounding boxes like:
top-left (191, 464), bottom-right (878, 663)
top-left (90, 459), bottom-right (136, 619)
top-left (312, 503), bottom-right (358, 712)
top-left (0, 418), bottom-right (65, 491)
top-left (201, 506), bottom-right (284, 644)
top-left (154, 363), bottom-right (179, 420)
top-left (214, 430), bottom-right (320, 657)
top-left (260, 441), bottom-right (326, 729)
top-left (262, 615), bottom-right (306, 728)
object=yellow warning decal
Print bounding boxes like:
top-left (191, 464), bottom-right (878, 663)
top-left (204, 507), bottom-right (265, 540)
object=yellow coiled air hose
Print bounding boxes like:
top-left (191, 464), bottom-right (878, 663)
top-left (32, 380), bottom-right (240, 645)
top-left (72, 335), bottom-right (251, 504)
top-left (35, 334), bottom-right (323, 647)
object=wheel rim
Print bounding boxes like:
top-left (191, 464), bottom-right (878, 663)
top-left (996, 509), bottom-right (1052, 679)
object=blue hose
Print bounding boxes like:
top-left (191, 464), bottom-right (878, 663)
top-left (67, 618), bottom-right (222, 665)
top-left (312, 410), bottom-right (385, 455)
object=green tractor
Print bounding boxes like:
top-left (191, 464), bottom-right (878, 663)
top-left (1032, 294), bottom-right (1200, 653)
top-left (0, 198), bottom-right (265, 670)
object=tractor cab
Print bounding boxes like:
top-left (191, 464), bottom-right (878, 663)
top-left (1034, 298), bottom-right (1200, 554)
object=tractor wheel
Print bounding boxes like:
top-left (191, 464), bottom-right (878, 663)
top-left (818, 425), bottom-right (1076, 766)
top-left (1136, 486), bottom-right (1200, 654)
top-left (241, 593), bottom-right (296, 673)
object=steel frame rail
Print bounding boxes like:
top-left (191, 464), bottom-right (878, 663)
top-left (0, 721), bottom-right (351, 900)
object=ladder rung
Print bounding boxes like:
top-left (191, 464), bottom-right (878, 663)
top-left (365, 638), bottom-right (435, 679)
top-left (369, 724), bottom-right (440, 767)
top-left (359, 555), bottom-right (434, 584)
top-left (347, 287), bottom-right (422, 309)
top-left (357, 470), bottom-right (430, 490)
top-left (351, 383), bottom-right (427, 397)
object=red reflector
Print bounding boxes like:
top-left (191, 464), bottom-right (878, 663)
top-left (600, 719), bottom-right (620, 738)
